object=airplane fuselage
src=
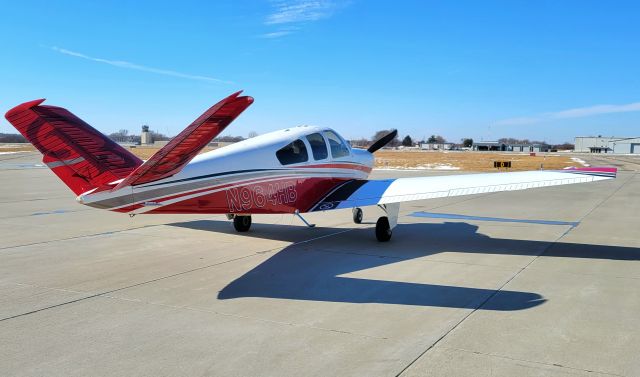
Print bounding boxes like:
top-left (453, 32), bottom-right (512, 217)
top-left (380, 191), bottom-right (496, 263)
top-left (79, 125), bottom-right (373, 215)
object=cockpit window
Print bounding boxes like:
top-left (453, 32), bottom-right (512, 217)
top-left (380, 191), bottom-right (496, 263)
top-left (324, 131), bottom-right (350, 158)
top-left (276, 139), bottom-right (308, 165)
top-left (306, 133), bottom-right (328, 160)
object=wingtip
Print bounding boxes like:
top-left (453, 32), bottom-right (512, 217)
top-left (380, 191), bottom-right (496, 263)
top-left (229, 90), bottom-right (253, 105)
top-left (5, 98), bottom-right (46, 120)
top-left (225, 90), bottom-right (256, 105)
top-left (564, 166), bottom-right (617, 178)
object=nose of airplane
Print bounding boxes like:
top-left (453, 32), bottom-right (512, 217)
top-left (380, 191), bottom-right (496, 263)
top-left (352, 147), bottom-right (374, 169)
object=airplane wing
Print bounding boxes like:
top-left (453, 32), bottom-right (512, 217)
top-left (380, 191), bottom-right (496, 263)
top-left (310, 167), bottom-right (616, 211)
top-left (114, 91), bottom-right (253, 189)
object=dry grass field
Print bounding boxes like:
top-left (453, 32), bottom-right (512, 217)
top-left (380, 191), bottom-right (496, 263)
top-left (2, 144), bottom-right (583, 172)
top-left (374, 150), bottom-right (580, 171)
top-left (126, 146), bottom-right (219, 159)
top-left (0, 144), bottom-right (35, 153)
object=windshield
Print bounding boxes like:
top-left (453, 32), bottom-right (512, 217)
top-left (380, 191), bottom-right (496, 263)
top-left (306, 133), bottom-right (328, 160)
top-left (324, 130), bottom-right (350, 158)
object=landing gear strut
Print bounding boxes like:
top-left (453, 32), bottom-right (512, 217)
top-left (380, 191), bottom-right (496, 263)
top-left (375, 203), bottom-right (399, 242)
top-left (352, 207), bottom-right (363, 224)
top-left (233, 215), bottom-right (252, 232)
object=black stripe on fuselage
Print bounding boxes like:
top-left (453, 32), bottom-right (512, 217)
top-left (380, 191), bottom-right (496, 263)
top-left (137, 168), bottom-right (288, 188)
top-left (308, 179), bottom-right (367, 211)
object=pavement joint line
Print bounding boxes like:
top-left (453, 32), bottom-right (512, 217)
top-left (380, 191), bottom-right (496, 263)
top-left (0, 196), bottom-right (70, 204)
top-left (0, 252), bottom-right (263, 323)
top-left (4, 277), bottom-right (387, 340)
top-left (4, 281), bottom-right (87, 295)
top-left (394, 175), bottom-right (634, 377)
top-left (99, 293), bottom-right (389, 340)
top-left (0, 224), bottom-right (166, 251)
top-left (444, 347), bottom-right (626, 377)
top-left (523, 265), bottom-right (640, 280)
top-left (566, 171), bottom-right (637, 234)
top-left (309, 247), bottom-right (521, 272)
top-left (0, 190), bottom-right (484, 252)
top-left (0, 227), bottom-right (357, 323)
top-left (0, 208), bottom-right (93, 220)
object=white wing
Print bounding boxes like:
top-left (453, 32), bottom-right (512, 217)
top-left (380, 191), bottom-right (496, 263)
top-left (310, 167), bottom-right (616, 211)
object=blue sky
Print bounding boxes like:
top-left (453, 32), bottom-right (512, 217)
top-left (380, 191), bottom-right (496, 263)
top-left (1, 1), bottom-right (639, 144)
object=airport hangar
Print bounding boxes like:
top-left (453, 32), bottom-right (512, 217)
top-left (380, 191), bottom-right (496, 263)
top-left (472, 141), bottom-right (551, 152)
top-left (574, 136), bottom-right (640, 154)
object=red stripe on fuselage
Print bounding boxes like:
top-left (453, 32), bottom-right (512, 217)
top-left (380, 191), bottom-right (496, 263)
top-left (104, 164), bottom-right (368, 213)
top-left (302, 163), bottom-right (372, 173)
top-left (144, 176), bottom-right (349, 214)
top-left (154, 175), bottom-right (295, 203)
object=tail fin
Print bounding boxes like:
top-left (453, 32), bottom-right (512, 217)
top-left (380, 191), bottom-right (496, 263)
top-left (5, 99), bottom-right (143, 195)
top-left (114, 91), bottom-right (253, 189)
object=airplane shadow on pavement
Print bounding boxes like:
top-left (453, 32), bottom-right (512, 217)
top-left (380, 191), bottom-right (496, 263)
top-left (169, 219), bottom-right (640, 311)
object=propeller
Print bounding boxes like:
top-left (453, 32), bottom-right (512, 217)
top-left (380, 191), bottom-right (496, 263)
top-left (367, 129), bottom-right (398, 153)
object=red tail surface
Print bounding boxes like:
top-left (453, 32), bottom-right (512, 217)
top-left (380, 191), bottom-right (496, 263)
top-left (114, 91), bottom-right (253, 189)
top-left (5, 99), bottom-right (143, 195)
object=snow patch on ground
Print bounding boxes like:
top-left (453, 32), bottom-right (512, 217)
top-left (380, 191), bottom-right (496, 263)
top-left (570, 157), bottom-right (590, 167)
top-left (0, 151), bottom-right (28, 155)
top-left (376, 163), bottom-right (460, 171)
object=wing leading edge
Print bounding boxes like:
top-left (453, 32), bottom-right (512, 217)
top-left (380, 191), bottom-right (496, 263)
top-left (310, 167), bottom-right (616, 212)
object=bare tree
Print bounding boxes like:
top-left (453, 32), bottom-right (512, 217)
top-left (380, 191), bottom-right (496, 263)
top-left (108, 129), bottom-right (132, 143)
top-left (215, 135), bottom-right (245, 143)
top-left (150, 131), bottom-right (170, 141)
top-left (372, 130), bottom-right (400, 148)
top-left (349, 138), bottom-right (370, 148)
top-left (0, 133), bottom-right (27, 143)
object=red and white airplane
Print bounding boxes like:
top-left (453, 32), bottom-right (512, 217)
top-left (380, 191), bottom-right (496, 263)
top-left (6, 91), bottom-right (617, 241)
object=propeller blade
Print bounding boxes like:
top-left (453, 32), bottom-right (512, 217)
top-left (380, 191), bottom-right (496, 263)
top-left (367, 129), bottom-right (398, 153)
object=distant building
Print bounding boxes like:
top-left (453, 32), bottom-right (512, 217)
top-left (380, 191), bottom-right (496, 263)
top-left (472, 141), bottom-right (550, 152)
top-left (208, 141), bottom-right (236, 148)
top-left (420, 142), bottom-right (454, 150)
top-left (574, 136), bottom-right (640, 154)
top-left (140, 125), bottom-right (153, 145)
top-left (507, 144), bottom-right (550, 153)
top-left (472, 141), bottom-right (505, 151)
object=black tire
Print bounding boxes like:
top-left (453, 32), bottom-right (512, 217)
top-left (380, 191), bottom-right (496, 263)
top-left (353, 208), bottom-right (363, 224)
top-left (233, 215), bottom-right (252, 232)
top-left (375, 216), bottom-right (392, 242)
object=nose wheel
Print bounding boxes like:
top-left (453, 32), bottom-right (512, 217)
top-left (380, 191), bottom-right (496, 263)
top-left (233, 215), bottom-right (252, 232)
top-left (352, 207), bottom-right (363, 224)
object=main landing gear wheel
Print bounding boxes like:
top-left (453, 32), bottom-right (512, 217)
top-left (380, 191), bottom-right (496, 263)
top-left (353, 207), bottom-right (363, 224)
top-left (233, 215), bottom-right (252, 232)
top-left (375, 216), bottom-right (392, 242)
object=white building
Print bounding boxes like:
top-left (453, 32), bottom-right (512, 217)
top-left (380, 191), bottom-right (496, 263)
top-left (574, 136), bottom-right (640, 153)
top-left (420, 142), bottom-right (454, 150)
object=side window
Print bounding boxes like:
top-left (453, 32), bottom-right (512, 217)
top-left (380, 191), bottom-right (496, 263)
top-left (325, 131), bottom-right (350, 158)
top-left (306, 133), bottom-right (328, 160)
top-left (276, 139), bottom-right (308, 165)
